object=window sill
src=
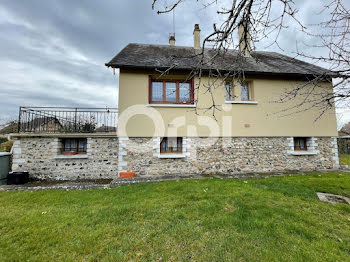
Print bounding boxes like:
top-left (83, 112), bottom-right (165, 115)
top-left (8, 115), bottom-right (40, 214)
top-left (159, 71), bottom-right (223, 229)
top-left (157, 153), bottom-right (186, 159)
top-left (147, 104), bottom-right (196, 108)
top-left (225, 101), bottom-right (258, 104)
top-left (287, 151), bottom-right (319, 156)
top-left (54, 155), bottom-right (89, 159)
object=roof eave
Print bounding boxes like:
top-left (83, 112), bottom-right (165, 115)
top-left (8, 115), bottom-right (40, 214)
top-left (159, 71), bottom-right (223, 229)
top-left (105, 64), bottom-right (335, 81)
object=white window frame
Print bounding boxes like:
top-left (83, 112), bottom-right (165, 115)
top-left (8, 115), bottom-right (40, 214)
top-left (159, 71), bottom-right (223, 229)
top-left (153, 137), bottom-right (190, 158)
top-left (225, 82), bottom-right (233, 101)
top-left (287, 137), bottom-right (319, 155)
top-left (241, 82), bottom-right (250, 101)
top-left (225, 81), bottom-right (258, 104)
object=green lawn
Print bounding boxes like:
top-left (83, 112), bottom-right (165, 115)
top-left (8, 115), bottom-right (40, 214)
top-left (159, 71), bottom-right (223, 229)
top-left (1, 173), bottom-right (350, 261)
top-left (339, 154), bottom-right (350, 166)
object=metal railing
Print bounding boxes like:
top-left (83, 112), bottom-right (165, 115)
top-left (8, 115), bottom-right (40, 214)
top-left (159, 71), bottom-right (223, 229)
top-left (18, 107), bottom-right (118, 133)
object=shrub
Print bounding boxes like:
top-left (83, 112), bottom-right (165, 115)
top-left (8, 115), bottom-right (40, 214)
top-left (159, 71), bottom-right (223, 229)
top-left (1, 140), bottom-right (13, 152)
top-left (0, 137), bottom-right (7, 145)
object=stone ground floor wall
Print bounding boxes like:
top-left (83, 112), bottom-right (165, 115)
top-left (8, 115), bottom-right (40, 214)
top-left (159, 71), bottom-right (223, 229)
top-left (12, 136), bottom-right (118, 180)
top-left (120, 137), bottom-right (339, 176)
top-left (11, 136), bottom-right (338, 180)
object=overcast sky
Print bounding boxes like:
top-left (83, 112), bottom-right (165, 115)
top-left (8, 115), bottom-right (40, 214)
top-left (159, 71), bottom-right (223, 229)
top-left (0, 0), bottom-right (348, 128)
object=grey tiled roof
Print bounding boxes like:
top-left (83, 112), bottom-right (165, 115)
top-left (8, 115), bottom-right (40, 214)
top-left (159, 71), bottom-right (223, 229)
top-left (106, 43), bottom-right (334, 78)
top-left (340, 122), bottom-right (350, 134)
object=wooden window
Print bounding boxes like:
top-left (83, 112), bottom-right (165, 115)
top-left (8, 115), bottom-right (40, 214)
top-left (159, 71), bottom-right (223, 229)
top-left (62, 138), bottom-right (87, 155)
top-left (241, 82), bottom-right (250, 101)
top-left (160, 137), bottom-right (183, 154)
top-left (294, 137), bottom-right (308, 151)
top-left (149, 77), bottom-right (194, 104)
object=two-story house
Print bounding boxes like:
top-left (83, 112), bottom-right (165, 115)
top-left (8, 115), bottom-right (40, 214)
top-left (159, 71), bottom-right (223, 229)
top-left (11, 24), bottom-right (339, 180)
top-left (105, 24), bottom-right (338, 176)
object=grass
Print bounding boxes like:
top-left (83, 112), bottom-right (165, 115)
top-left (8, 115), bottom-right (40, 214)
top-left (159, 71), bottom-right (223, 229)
top-left (339, 154), bottom-right (350, 166)
top-left (1, 173), bottom-right (350, 261)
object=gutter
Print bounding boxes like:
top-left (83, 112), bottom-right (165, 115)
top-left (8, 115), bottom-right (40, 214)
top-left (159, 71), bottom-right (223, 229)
top-left (105, 63), bottom-right (335, 81)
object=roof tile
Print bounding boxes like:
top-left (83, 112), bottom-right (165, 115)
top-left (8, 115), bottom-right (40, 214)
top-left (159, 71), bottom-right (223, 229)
top-left (106, 43), bottom-right (333, 77)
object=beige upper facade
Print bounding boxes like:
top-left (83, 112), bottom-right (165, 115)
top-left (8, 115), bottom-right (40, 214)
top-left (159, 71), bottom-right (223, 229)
top-left (117, 69), bottom-right (337, 137)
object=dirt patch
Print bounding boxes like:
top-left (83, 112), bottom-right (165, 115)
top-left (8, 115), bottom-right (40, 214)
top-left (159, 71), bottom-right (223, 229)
top-left (24, 179), bottom-right (113, 187)
top-left (0, 178), bottom-right (113, 192)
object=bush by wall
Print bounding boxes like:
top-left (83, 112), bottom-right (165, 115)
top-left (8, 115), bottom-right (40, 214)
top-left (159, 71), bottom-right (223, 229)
top-left (1, 140), bottom-right (13, 152)
top-left (0, 137), bottom-right (7, 145)
top-left (338, 138), bottom-right (350, 154)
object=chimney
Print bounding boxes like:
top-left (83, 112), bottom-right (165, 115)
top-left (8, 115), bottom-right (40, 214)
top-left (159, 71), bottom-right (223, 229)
top-left (193, 24), bottom-right (201, 49)
top-left (169, 34), bottom-right (175, 46)
top-left (238, 22), bottom-right (251, 57)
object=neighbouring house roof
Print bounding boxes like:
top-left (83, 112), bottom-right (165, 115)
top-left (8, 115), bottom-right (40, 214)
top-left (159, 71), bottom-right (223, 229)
top-left (106, 43), bottom-right (335, 79)
top-left (0, 121), bottom-right (17, 134)
top-left (340, 122), bottom-right (350, 134)
top-left (23, 117), bottom-right (62, 130)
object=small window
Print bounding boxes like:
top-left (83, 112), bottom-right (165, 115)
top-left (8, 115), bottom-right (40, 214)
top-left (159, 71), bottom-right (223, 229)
top-left (294, 137), bottom-right (307, 151)
top-left (225, 82), bottom-right (233, 101)
top-left (62, 138), bottom-right (87, 155)
top-left (241, 82), bottom-right (250, 101)
top-left (160, 137), bottom-right (182, 154)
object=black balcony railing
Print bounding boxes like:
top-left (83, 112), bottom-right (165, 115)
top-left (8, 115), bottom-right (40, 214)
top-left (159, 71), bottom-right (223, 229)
top-left (18, 107), bottom-right (118, 133)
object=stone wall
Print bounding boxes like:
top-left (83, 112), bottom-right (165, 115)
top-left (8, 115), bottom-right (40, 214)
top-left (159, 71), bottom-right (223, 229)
top-left (120, 137), bottom-right (339, 176)
top-left (195, 137), bottom-right (338, 174)
top-left (120, 137), bottom-right (197, 176)
top-left (12, 136), bottom-right (118, 180)
top-left (11, 136), bottom-right (338, 180)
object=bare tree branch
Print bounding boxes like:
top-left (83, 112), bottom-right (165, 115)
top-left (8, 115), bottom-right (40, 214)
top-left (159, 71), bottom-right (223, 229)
top-left (152, 0), bottom-right (350, 120)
